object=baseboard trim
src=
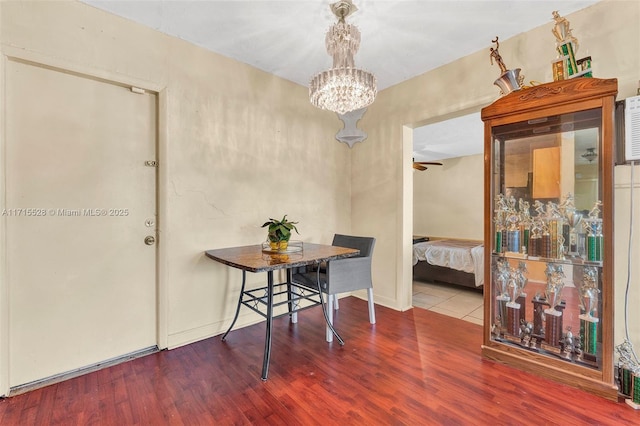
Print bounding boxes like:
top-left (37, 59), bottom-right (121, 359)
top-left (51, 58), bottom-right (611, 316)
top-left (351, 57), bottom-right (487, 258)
top-left (8, 345), bottom-right (159, 397)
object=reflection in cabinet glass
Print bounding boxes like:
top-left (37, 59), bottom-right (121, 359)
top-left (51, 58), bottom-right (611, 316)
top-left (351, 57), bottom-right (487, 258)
top-left (481, 78), bottom-right (618, 400)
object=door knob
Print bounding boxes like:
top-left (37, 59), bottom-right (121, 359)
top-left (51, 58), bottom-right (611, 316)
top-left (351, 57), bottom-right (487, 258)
top-left (144, 236), bottom-right (156, 245)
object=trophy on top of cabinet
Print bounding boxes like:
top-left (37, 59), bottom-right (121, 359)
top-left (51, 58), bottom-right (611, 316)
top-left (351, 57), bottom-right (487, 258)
top-left (489, 36), bottom-right (524, 95)
top-left (551, 11), bottom-right (592, 81)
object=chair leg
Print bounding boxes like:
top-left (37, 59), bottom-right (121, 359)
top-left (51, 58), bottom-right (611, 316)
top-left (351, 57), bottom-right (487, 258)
top-left (334, 294), bottom-right (339, 310)
top-left (367, 287), bottom-right (376, 324)
top-left (325, 293), bottom-right (334, 343)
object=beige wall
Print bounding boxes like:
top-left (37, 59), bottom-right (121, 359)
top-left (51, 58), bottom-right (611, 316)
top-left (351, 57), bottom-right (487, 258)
top-left (1, 0), bottom-right (639, 393)
top-left (0, 0), bottom-right (352, 392)
top-left (413, 154), bottom-right (484, 240)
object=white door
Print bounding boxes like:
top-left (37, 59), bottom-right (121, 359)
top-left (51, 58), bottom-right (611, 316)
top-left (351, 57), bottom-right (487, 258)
top-left (5, 59), bottom-right (157, 387)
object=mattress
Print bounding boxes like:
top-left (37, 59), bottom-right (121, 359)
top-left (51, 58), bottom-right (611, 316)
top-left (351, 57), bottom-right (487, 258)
top-left (412, 239), bottom-right (484, 287)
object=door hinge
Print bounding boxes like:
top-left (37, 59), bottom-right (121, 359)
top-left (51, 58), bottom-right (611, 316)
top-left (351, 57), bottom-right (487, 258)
top-left (145, 160), bottom-right (157, 167)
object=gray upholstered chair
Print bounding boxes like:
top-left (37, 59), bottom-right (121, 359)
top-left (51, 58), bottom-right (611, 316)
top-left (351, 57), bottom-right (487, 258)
top-left (292, 234), bottom-right (376, 342)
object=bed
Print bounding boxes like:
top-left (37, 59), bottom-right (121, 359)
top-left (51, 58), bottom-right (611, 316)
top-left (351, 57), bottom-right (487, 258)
top-left (412, 238), bottom-right (484, 289)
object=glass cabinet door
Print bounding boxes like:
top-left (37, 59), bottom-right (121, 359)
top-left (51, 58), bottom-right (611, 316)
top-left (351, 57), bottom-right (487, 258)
top-left (489, 107), bottom-right (604, 370)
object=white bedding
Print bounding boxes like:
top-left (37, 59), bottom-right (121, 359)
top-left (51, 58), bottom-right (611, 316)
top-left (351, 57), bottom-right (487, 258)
top-left (412, 239), bottom-right (484, 287)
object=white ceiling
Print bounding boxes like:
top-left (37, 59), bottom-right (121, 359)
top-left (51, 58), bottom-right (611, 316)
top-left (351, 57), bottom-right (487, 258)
top-left (413, 112), bottom-right (484, 161)
top-left (81, 0), bottom-right (600, 160)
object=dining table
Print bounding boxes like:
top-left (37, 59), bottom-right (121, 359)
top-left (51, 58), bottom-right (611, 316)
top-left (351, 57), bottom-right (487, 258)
top-left (204, 242), bottom-right (359, 380)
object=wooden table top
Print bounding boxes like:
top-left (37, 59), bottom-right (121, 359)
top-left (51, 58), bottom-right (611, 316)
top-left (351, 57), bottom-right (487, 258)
top-left (204, 243), bottom-right (359, 273)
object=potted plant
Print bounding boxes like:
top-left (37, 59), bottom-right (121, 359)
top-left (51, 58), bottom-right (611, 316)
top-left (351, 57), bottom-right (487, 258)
top-left (261, 215), bottom-right (299, 250)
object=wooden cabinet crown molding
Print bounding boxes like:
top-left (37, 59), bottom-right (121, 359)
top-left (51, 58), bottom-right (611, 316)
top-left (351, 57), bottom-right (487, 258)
top-left (481, 78), bottom-right (618, 121)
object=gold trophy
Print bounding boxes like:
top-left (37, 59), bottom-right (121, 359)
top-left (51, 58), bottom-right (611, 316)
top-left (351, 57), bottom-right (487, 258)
top-left (551, 11), bottom-right (592, 80)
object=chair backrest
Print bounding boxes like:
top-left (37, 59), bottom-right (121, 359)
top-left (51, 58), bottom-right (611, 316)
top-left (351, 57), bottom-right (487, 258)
top-left (332, 234), bottom-right (376, 258)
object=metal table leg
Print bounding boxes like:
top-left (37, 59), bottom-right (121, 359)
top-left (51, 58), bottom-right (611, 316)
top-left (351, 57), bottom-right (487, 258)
top-left (286, 268), bottom-right (299, 323)
top-left (221, 270), bottom-right (246, 341)
top-left (261, 271), bottom-right (274, 380)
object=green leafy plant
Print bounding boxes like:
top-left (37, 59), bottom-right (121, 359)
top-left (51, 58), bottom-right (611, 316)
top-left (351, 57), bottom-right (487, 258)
top-left (261, 215), bottom-right (299, 244)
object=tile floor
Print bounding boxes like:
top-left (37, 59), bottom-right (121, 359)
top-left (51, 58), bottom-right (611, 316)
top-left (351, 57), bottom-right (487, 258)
top-left (412, 280), bottom-right (484, 325)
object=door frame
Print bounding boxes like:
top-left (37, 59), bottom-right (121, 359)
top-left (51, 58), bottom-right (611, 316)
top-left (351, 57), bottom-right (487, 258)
top-left (0, 45), bottom-right (169, 396)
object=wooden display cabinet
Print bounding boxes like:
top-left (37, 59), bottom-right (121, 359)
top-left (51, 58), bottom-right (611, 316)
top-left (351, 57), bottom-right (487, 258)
top-left (481, 78), bottom-right (618, 400)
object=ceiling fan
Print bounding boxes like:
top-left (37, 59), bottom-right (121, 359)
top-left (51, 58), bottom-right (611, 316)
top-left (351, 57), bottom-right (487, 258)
top-left (412, 159), bottom-right (443, 171)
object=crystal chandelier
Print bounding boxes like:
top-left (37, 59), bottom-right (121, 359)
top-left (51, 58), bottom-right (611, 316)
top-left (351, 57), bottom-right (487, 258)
top-left (309, 0), bottom-right (377, 115)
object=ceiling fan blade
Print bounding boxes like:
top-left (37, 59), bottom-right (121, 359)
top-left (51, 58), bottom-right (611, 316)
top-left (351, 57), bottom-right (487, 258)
top-left (412, 163), bottom-right (428, 171)
top-left (412, 157), bottom-right (442, 171)
top-left (414, 161), bottom-right (443, 166)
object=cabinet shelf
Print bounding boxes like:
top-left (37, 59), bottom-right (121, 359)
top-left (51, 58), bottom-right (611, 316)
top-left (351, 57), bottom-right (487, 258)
top-left (481, 77), bottom-right (618, 401)
top-left (492, 252), bottom-right (603, 268)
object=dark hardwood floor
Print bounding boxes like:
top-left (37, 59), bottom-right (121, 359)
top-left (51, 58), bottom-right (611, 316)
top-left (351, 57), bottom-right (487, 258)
top-left (1, 297), bottom-right (639, 425)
